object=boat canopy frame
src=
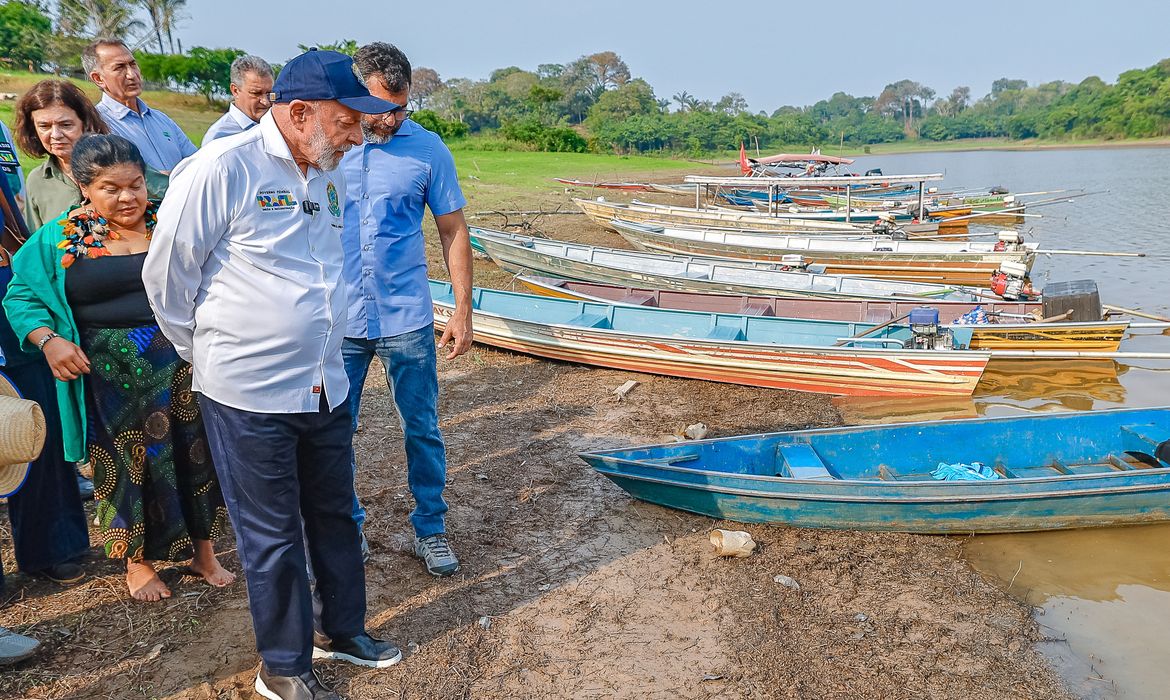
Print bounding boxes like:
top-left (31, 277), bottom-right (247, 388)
top-left (684, 173), bottom-right (945, 223)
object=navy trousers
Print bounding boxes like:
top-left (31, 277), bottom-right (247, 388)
top-left (198, 393), bottom-right (366, 676)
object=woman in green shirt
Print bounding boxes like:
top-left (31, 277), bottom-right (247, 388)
top-left (14, 80), bottom-right (167, 232)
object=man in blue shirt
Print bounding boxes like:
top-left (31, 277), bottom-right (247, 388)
top-left (85, 39), bottom-right (196, 173)
top-left (342, 42), bottom-right (473, 577)
top-left (202, 55), bottom-right (274, 144)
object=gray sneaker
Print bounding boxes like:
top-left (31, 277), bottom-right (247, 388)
top-left (0, 627), bottom-right (40, 666)
top-left (414, 534), bottom-right (460, 577)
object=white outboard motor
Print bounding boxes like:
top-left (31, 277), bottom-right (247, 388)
top-left (780, 254), bottom-right (807, 270)
top-left (994, 230), bottom-right (1025, 252)
top-left (990, 261), bottom-right (1035, 300)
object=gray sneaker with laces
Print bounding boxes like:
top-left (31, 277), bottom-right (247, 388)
top-left (414, 534), bottom-right (460, 577)
top-left (0, 627), bottom-right (40, 666)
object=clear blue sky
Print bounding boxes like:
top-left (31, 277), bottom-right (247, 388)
top-left (180, 0), bottom-right (1170, 113)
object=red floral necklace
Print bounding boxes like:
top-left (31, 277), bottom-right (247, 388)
top-left (59, 201), bottom-right (159, 269)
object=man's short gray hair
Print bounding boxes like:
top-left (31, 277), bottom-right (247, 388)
top-left (230, 54), bottom-right (273, 85)
top-left (81, 38), bottom-right (129, 76)
top-left (353, 42), bottom-right (411, 93)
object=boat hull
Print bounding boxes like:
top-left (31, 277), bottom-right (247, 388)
top-left (611, 221), bottom-right (1033, 286)
top-left (518, 277), bottom-right (1127, 352)
top-left (594, 468), bottom-right (1170, 533)
top-left (431, 286), bottom-right (988, 397)
top-left (580, 407), bottom-right (1170, 533)
top-left (472, 228), bottom-right (987, 303)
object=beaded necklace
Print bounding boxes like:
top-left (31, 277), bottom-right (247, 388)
top-left (59, 200), bottom-right (159, 269)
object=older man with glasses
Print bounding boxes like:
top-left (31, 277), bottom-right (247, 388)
top-left (340, 42), bottom-right (473, 577)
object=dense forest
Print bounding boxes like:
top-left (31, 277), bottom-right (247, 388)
top-left (2, 1), bottom-right (1169, 155)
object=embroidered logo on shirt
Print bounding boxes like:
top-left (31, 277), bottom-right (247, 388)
top-left (326, 181), bottom-right (341, 217)
top-left (256, 189), bottom-right (299, 211)
top-left (0, 140), bottom-right (17, 174)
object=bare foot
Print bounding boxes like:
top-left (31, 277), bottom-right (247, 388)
top-left (188, 539), bottom-right (236, 587)
top-left (127, 560), bottom-right (171, 602)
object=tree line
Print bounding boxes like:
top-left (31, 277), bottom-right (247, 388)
top-left (2, 1), bottom-right (1168, 154)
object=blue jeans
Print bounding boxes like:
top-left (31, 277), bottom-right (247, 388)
top-left (342, 324), bottom-right (448, 539)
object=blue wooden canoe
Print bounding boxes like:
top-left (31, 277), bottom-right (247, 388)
top-left (578, 407), bottom-right (1170, 533)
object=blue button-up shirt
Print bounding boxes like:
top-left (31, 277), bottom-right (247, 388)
top-left (201, 104), bottom-right (257, 145)
top-left (340, 119), bottom-right (467, 340)
top-left (96, 94), bottom-right (197, 172)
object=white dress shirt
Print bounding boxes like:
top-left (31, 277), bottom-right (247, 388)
top-left (201, 103), bottom-right (258, 145)
top-left (143, 113), bottom-right (350, 414)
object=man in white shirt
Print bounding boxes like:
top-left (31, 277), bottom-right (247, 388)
top-left (85, 38), bottom-right (196, 173)
top-left (144, 49), bottom-right (399, 700)
top-left (202, 55), bottom-right (274, 145)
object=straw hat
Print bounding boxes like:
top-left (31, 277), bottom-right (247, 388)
top-left (0, 371), bottom-right (45, 498)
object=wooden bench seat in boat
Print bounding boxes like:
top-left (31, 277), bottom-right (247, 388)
top-left (566, 312), bottom-right (611, 329)
top-left (706, 325), bottom-right (746, 341)
top-left (738, 302), bottom-right (775, 317)
top-left (777, 444), bottom-right (835, 480)
top-left (618, 292), bottom-right (657, 307)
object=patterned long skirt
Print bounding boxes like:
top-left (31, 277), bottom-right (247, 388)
top-left (80, 324), bottom-right (229, 562)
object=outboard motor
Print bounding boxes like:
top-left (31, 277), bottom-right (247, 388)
top-left (989, 261), bottom-right (1036, 301)
top-left (993, 230), bottom-right (1025, 252)
top-left (906, 204), bottom-right (931, 221)
top-left (780, 254), bottom-right (808, 271)
top-left (909, 307), bottom-right (946, 350)
top-left (871, 217), bottom-right (898, 237)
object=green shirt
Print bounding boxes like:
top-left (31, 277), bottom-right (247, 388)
top-left (23, 157), bottom-right (170, 232)
top-left (2, 214), bottom-right (89, 462)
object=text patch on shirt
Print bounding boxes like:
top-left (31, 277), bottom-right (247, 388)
top-left (256, 189), bottom-right (299, 212)
top-left (0, 139), bottom-right (18, 175)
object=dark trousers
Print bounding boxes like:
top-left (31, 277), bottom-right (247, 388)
top-left (0, 360), bottom-right (90, 590)
top-left (198, 393), bottom-right (366, 676)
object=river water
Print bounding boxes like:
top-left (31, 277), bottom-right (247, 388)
top-left (834, 147), bottom-right (1170, 699)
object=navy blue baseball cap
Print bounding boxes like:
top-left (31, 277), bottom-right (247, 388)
top-left (271, 49), bottom-right (396, 114)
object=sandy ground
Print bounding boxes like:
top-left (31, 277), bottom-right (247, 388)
top-left (0, 184), bottom-right (1074, 699)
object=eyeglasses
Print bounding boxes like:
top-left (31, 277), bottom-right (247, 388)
top-left (387, 108), bottom-right (413, 122)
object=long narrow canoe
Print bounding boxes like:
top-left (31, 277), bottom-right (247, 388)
top-left (574, 198), bottom-right (901, 236)
top-left (554, 178), bottom-right (653, 191)
top-left (430, 280), bottom-right (989, 396)
top-left (586, 198), bottom-right (943, 235)
top-left (469, 227), bottom-right (992, 303)
top-left (749, 199), bottom-right (978, 231)
top-left (517, 276), bottom-right (1128, 351)
top-left (609, 219), bottom-right (1035, 286)
top-left (579, 407), bottom-right (1170, 533)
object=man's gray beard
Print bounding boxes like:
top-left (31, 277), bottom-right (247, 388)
top-left (361, 121), bottom-right (392, 145)
top-left (308, 121), bottom-right (348, 171)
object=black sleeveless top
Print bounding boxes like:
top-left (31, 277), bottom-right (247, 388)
top-left (64, 252), bottom-right (156, 329)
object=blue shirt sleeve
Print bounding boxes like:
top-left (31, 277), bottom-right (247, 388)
top-left (425, 138), bottom-right (467, 217)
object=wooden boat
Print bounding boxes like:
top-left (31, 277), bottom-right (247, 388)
top-left (571, 198), bottom-right (942, 236)
top-left (553, 178), bottom-right (653, 191)
top-left (516, 276), bottom-right (1129, 351)
top-left (469, 227), bottom-right (991, 303)
top-left (608, 218), bottom-right (1035, 286)
top-left (430, 280), bottom-right (989, 396)
top-left (734, 199), bottom-right (918, 224)
top-left (578, 407), bottom-right (1170, 533)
